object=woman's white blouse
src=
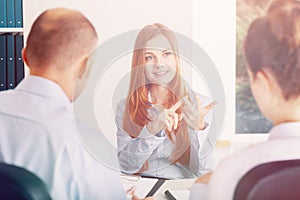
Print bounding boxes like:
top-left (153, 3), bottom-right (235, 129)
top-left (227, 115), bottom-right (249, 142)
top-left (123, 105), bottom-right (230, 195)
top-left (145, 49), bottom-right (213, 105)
top-left (115, 92), bottom-right (216, 179)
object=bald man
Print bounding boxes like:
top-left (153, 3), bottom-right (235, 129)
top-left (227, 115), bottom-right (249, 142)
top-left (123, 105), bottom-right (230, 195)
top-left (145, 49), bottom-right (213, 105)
top-left (0, 8), bottom-right (127, 199)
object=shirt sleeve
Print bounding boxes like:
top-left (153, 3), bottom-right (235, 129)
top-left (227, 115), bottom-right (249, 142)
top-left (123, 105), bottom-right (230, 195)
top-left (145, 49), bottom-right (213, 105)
top-left (77, 158), bottom-right (127, 200)
top-left (115, 100), bottom-right (166, 174)
top-left (59, 141), bottom-right (127, 200)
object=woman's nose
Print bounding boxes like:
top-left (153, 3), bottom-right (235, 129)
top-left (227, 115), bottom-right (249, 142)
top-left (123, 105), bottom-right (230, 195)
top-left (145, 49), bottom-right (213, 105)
top-left (154, 62), bottom-right (166, 69)
top-left (153, 56), bottom-right (165, 67)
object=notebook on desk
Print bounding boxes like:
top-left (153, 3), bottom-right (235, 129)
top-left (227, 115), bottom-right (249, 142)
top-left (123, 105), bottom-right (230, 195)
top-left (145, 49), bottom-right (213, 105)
top-left (121, 174), bottom-right (194, 199)
top-left (145, 179), bottom-right (166, 197)
top-left (165, 189), bottom-right (190, 200)
top-left (121, 174), bottom-right (162, 198)
top-left (153, 178), bottom-right (195, 199)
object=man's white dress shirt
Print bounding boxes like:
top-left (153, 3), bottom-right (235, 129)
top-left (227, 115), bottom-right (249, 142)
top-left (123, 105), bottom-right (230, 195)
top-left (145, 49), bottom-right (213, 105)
top-left (0, 76), bottom-right (126, 200)
top-left (116, 92), bottom-right (216, 179)
top-left (189, 122), bottom-right (300, 200)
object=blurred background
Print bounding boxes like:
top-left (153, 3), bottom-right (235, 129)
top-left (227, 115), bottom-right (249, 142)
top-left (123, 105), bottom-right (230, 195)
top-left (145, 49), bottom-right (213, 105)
top-left (236, 0), bottom-right (272, 133)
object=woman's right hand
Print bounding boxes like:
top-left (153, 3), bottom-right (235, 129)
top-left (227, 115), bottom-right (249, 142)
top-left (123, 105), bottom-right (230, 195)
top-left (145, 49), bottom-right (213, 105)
top-left (146, 101), bottom-right (182, 135)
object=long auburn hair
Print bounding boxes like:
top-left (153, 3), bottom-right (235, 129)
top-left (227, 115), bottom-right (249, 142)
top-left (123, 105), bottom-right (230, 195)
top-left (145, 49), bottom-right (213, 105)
top-left (123, 23), bottom-right (191, 166)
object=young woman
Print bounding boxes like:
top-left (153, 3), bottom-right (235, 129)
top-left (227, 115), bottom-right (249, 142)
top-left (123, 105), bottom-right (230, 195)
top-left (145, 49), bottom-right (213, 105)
top-left (115, 23), bottom-right (215, 179)
top-left (190, 0), bottom-right (300, 199)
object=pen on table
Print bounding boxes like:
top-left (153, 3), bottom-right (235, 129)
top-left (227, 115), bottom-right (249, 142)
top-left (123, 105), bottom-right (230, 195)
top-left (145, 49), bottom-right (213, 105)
top-left (164, 190), bottom-right (176, 200)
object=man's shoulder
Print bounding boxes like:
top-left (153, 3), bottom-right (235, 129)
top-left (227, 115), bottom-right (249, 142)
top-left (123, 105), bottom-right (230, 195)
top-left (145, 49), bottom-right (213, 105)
top-left (0, 90), bottom-right (16, 104)
top-left (0, 89), bottom-right (31, 119)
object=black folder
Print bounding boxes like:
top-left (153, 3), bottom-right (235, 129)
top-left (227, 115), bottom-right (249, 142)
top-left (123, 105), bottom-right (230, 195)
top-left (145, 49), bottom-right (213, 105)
top-left (0, 34), bottom-right (6, 91)
top-left (14, 0), bottom-right (23, 27)
top-left (6, 34), bottom-right (15, 89)
top-left (6, 0), bottom-right (15, 27)
top-left (0, 0), bottom-right (6, 27)
top-left (15, 34), bottom-right (24, 85)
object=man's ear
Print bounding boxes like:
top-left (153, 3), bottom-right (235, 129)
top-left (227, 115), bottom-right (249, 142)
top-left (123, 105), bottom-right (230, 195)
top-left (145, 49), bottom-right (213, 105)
top-left (78, 56), bottom-right (90, 79)
top-left (22, 48), bottom-right (29, 66)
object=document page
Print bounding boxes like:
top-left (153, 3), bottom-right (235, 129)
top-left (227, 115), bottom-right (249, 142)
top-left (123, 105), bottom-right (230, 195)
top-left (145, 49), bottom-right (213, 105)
top-left (154, 178), bottom-right (195, 200)
top-left (165, 189), bottom-right (190, 200)
top-left (121, 174), bottom-right (158, 198)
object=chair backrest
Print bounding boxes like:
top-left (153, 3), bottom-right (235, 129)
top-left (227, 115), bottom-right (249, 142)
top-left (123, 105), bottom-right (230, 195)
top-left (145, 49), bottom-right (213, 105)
top-left (0, 163), bottom-right (52, 200)
top-left (234, 159), bottom-right (300, 200)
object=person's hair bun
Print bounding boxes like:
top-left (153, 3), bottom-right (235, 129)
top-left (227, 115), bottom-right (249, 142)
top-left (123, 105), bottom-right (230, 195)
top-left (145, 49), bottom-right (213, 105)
top-left (267, 0), bottom-right (300, 48)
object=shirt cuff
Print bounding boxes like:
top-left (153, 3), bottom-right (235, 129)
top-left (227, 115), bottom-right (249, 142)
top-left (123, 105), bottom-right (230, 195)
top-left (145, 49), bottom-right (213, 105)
top-left (138, 126), bottom-right (166, 140)
top-left (188, 122), bottom-right (209, 136)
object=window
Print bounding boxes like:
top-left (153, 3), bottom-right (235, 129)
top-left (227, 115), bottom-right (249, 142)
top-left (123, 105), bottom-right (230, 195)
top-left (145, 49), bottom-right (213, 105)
top-left (236, 0), bottom-right (272, 134)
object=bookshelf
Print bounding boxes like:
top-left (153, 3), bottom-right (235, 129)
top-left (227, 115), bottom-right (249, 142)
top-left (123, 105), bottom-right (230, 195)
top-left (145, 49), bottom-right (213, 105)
top-left (0, 28), bottom-right (23, 33)
top-left (0, 0), bottom-right (24, 91)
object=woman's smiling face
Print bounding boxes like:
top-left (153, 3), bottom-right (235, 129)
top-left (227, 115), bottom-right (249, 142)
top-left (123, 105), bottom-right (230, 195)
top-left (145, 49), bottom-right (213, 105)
top-left (144, 35), bottom-right (177, 85)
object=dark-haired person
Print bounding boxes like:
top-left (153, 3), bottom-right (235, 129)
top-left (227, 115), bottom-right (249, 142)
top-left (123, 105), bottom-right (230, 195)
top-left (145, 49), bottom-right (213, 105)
top-left (189, 0), bottom-right (300, 199)
top-left (0, 8), bottom-right (129, 199)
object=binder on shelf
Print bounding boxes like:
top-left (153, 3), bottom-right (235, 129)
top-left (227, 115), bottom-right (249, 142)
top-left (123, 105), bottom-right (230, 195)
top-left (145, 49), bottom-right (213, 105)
top-left (15, 34), bottom-right (24, 85)
top-left (6, 0), bottom-right (15, 27)
top-left (14, 0), bottom-right (23, 27)
top-left (0, 34), bottom-right (6, 91)
top-left (0, 0), bottom-right (6, 28)
top-left (6, 34), bottom-right (15, 89)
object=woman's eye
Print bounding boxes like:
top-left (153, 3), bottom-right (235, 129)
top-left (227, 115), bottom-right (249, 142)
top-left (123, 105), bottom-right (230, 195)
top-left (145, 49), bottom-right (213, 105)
top-left (164, 52), bottom-right (172, 57)
top-left (145, 55), bottom-right (153, 61)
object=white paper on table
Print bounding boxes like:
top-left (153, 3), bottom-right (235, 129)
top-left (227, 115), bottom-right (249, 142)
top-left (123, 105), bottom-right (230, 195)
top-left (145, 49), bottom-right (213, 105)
top-left (121, 174), bottom-right (158, 198)
top-left (154, 178), bottom-right (195, 199)
top-left (167, 189), bottom-right (190, 200)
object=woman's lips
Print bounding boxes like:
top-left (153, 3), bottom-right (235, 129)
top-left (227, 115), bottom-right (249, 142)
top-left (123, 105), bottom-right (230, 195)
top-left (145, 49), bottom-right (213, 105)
top-left (153, 70), bottom-right (169, 76)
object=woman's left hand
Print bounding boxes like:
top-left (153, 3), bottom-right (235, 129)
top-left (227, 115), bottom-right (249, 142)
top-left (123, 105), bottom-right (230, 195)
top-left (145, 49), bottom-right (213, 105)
top-left (182, 96), bottom-right (216, 130)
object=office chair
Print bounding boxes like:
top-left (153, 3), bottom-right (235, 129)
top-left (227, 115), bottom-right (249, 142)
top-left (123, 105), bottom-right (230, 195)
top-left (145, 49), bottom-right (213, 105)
top-left (0, 163), bottom-right (52, 200)
top-left (234, 159), bottom-right (300, 200)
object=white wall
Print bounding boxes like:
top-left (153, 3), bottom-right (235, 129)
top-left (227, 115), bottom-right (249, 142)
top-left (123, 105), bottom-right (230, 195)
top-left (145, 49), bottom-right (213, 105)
top-left (24, 0), bottom-right (192, 43)
top-left (192, 0), bottom-right (236, 140)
